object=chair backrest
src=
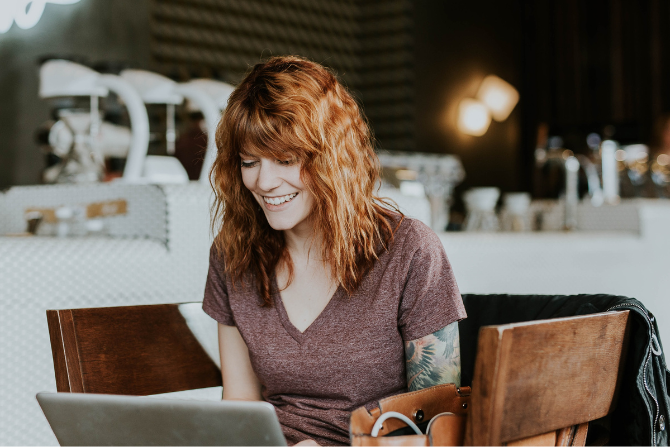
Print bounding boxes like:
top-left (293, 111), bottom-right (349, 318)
top-left (46, 303), bottom-right (222, 395)
top-left (465, 310), bottom-right (630, 446)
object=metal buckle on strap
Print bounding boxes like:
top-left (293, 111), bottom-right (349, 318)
top-left (651, 334), bottom-right (662, 356)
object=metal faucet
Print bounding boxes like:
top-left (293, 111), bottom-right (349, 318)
top-left (601, 140), bottom-right (620, 204)
top-left (536, 148), bottom-right (605, 230)
top-left (576, 155), bottom-right (604, 206)
top-left (564, 156), bottom-right (580, 230)
top-left (564, 155), bottom-right (604, 230)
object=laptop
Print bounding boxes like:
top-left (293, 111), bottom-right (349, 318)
top-left (36, 392), bottom-right (287, 446)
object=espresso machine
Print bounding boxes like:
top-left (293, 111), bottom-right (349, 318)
top-left (119, 69), bottom-right (234, 184)
top-left (38, 59), bottom-right (152, 183)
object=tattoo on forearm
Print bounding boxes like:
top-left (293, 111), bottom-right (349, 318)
top-left (404, 321), bottom-right (461, 391)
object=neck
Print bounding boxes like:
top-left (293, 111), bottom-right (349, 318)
top-left (284, 228), bottom-right (317, 259)
top-left (278, 218), bottom-right (335, 289)
top-left (284, 215), bottom-right (327, 263)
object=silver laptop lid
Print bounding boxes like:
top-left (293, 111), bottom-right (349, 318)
top-left (36, 392), bottom-right (287, 446)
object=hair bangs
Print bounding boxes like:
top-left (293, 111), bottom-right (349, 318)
top-left (233, 101), bottom-right (311, 163)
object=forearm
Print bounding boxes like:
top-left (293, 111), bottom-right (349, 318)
top-left (218, 323), bottom-right (263, 400)
top-left (222, 388), bottom-right (262, 401)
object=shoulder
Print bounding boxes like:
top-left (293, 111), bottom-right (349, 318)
top-left (204, 243), bottom-right (263, 313)
top-left (208, 243), bottom-right (229, 277)
top-left (392, 217), bottom-right (443, 255)
top-left (399, 217), bottom-right (440, 242)
top-left (209, 243), bottom-right (223, 263)
top-left (208, 243), bottom-right (256, 289)
top-left (208, 244), bottom-right (246, 290)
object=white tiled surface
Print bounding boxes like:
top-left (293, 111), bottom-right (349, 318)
top-left (0, 183), bottom-right (213, 446)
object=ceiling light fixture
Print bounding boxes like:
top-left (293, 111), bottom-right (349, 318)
top-left (476, 75), bottom-right (519, 122)
top-left (457, 98), bottom-right (491, 136)
top-left (456, 74), bottom-right (519, 136)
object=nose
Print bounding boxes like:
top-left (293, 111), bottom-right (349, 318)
top-left (256, 158), bottom-right (282, 192)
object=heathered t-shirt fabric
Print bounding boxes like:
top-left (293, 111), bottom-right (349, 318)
top-left (202, 217), bottom-right (466, 446)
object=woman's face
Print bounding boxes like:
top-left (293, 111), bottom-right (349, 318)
top-left (240, 153), bottom-right (314, 235)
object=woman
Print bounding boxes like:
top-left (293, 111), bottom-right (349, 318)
top-left (202, 56), bottom-right (466, 446)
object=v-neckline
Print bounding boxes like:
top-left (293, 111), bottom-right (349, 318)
top-left (273, 276), bottom-right (342, 344)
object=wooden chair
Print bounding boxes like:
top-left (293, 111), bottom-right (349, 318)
top-left (47, 303), bottom-right (630, 446)
top-left (465, 310), bottom-right (631, 446)
top-left (46, 303), bottom-right (221, 395)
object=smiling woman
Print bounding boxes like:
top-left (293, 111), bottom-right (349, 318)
top-left (239, 155), bottom-right (313, 233)
top-left (203, 56), bottom-right (466, 446)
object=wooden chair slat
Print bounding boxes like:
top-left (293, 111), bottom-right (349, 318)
top-left (46, 303), bottom-right (222, 396)
top-left (60, 309), bottom-right (85, 393)
top-left (46, 309), bottom-right (70, 392)
top-left (466, 311), bottom-right (630, 446)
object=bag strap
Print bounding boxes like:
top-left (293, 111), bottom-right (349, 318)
top-left (370, 412), bottom-right (422, 437)
top-left (350, 384), bottom-right (471, 437)
top-left (427, 413), bottom-right (467, 446)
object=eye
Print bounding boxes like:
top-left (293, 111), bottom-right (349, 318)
top-left (240, 160), bottom-right (259, 168)
top-left (277, 158), bottom-right (296, 166)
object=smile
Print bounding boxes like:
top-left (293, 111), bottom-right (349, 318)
top-left (263, 193), bottom-right (298, 206)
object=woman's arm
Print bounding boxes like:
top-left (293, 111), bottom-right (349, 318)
top-left (218, 323), bottom-right (263, 400)
top-left (404, 321), bottom-right (461, 391)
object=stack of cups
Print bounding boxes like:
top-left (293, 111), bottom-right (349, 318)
top-left (500, 192), bottom-right (531, 232)
top-left (463, 187), bottom-right (500, 232)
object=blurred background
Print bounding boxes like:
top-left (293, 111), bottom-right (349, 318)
top-left (2, 1), bottom-right (670, 200)
top-left (1, 1), bottom-right (670, 445)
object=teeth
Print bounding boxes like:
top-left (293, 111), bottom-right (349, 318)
top-left (264, 193), bottom-right (297, 206)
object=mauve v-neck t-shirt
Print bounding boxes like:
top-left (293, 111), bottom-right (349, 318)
top-left (202, 217), bottom-right (466, 445)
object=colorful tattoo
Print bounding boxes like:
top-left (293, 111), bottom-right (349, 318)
top-left (404, 321), bottom-right (461, 391)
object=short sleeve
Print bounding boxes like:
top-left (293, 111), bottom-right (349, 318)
top-left (397, 221), bottom-right (466, 341)
top-left (202, 244), bottom-right (236, 326)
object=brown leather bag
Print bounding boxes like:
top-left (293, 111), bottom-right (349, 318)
top-left (349, 384), bottom-right (470, 446)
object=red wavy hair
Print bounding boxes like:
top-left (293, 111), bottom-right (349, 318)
top-left (210, 56), bottom-right (401, 305)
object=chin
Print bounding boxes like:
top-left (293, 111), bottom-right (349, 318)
top-left (264, 216), bottom-right (298, 231)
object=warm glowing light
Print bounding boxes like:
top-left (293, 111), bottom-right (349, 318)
top-left (615, 149), bottom-right (626, 162)
top-left (0, 0), bottom-right (81, 34)
top-left (458, 98), bottom-right (491, 136)
top-left (476, 75), bottom-right (519, 121)
top-left (658, 154), bottom-right (670, 166)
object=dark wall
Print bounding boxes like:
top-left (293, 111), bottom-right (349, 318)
top-left (0, 0), bottom-right (151, 189)
top-left (520, 0), bottom-right (670, 197)
top-left (415, 0), bottom-right (670, 200)
top-left (414, 0), bottom-right (524, 196)
top-left (148, 0), bottom-right (415, 151)
top-left (522, 0), bottom-right (670, 140)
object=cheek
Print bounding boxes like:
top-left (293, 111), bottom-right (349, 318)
top-left (293, 168), bottom-right (314, 211)
top-left (289, 164), bottom-right (305, 187)
top-left (240, 168), bottom-right (256, 191)
top-left (303, 194), bottom-right (315, 216)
